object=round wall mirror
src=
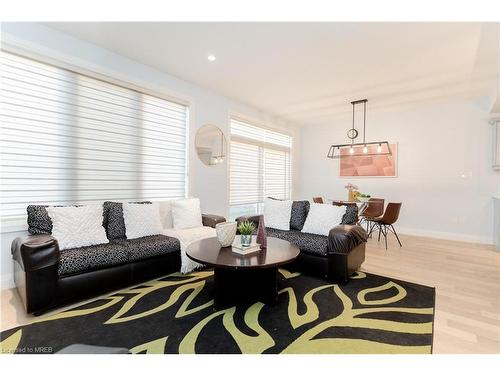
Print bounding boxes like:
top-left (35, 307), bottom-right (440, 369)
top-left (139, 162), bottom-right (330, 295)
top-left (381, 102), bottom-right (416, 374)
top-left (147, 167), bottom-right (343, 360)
top-left (195, 124), bottom-right (227, 166)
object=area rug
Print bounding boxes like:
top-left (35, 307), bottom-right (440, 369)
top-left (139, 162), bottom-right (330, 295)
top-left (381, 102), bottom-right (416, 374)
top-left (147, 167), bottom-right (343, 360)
top-left (1, 269), bottom-right (435, 354)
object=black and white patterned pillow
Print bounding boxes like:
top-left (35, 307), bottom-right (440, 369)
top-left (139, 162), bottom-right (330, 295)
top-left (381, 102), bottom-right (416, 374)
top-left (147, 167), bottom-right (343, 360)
top-left (341, 205), bottom-right (359, 225)
top-left (27, 205), bottom-right (53, 235)
top-left (102, 202), bottom-right (126, 241)
top-left (102, 201), bottom-right (152, 241)
top-left (290, 200), bottom-right (310, 231)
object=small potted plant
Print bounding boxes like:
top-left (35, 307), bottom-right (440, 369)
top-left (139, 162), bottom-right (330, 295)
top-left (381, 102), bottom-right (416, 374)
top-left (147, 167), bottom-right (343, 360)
top-left (237, 220), bottom-right (256, 247)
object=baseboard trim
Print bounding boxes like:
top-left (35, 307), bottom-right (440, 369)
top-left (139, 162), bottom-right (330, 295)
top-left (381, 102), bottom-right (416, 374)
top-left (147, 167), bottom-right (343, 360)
top-left (395, 226), bottom-right (494, 245)
top-left (1, 273), bottom-right (14, 291)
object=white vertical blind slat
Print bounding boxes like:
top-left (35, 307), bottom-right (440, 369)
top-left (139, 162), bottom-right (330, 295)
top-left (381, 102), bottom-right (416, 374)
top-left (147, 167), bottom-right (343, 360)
top-left (0, 52), bottom-right (188, 219)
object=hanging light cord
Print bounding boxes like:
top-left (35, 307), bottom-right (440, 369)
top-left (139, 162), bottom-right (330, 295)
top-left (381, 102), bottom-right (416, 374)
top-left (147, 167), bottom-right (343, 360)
top-left (363, 100), bottom-right (367, 145)
top-left (351, 102), bottom-right (355, 146)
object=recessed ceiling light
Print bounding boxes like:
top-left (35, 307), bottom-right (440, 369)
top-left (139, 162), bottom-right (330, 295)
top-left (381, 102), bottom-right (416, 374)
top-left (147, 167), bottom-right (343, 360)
top-left (207, 54), bottom-right (216, 62)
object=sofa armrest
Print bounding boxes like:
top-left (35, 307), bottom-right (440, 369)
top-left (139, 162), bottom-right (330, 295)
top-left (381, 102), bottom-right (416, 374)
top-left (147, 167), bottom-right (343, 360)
top-left (12, 234), bottom-right (60, 272)
top-left (202, 214), bottom-right (226, 228)
top-left (327, 225), bottom-right (367, 255)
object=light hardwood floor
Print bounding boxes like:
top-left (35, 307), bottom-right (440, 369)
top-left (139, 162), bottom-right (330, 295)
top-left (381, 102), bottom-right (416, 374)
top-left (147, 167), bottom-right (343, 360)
top-left (1, 233), bottom-right (499, 353)
top-left (361, 234), bottom-right (500, 354)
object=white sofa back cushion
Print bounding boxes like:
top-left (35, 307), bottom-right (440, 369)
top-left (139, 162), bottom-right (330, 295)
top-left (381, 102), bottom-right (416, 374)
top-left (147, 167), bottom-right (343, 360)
top-left (171, 198), bottom-right (203, 229)
top-left (46, 205), bottom-right (109, 250)
top-left (301, 203), bottom-right (346, 236)
top-left (158, 200), bottom-right (174, 229)
top-left (123, 202), bottom-right (163, 239)
top-left (264, 198), bottom-right (293, 230)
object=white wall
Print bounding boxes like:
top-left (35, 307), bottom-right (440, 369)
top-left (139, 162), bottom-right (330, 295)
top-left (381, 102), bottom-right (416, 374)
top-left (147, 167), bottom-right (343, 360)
top-left (297, 99), bottom-right (499, 244)
top-left (0, 23), bottom-right (300, 289)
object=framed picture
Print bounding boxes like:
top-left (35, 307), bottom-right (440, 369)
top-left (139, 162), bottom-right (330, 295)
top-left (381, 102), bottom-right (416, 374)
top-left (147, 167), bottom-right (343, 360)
top-left (339, 143), bottom-right (398, 177)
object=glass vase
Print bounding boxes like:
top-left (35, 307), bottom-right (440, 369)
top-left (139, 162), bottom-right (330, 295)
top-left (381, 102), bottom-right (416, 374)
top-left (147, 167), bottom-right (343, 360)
top-left (240, 234), bottom-right (252, 247)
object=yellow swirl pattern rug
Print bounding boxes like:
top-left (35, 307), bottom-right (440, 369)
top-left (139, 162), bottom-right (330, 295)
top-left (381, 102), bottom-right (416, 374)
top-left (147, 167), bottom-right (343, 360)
top-left (1, 269), bottom-right (435, 354)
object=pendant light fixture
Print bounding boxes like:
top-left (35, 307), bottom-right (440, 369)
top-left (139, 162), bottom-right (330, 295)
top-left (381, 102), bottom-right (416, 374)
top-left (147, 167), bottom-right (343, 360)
top-left (327, 99), bottom-right (391, 158)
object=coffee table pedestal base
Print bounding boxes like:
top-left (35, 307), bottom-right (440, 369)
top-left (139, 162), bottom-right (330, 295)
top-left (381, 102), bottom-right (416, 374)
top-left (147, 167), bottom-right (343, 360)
top-left (213, 267), bottom-right (278, 309)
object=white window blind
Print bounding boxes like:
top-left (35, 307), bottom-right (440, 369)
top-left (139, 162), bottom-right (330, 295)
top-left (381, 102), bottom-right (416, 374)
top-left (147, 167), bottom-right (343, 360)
top-left (0, 51), bottom-right (188, 219)
top-left (229, 118), bottom-right (292, 209)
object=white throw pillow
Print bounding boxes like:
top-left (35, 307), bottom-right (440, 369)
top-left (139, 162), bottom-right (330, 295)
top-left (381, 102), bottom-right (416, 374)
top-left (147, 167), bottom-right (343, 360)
top-left (46, 205), bottom-right (108, 250)
top-left (158, 200), bottom-right (174, 229)
top-left (301, 203), bottom-right (346, 236)
top-left (264, 198), bottom-right (293, 231)
top-left (122, 202), bottom-right (163, 239)
top-left (171, 198), bottom-right (203, 230)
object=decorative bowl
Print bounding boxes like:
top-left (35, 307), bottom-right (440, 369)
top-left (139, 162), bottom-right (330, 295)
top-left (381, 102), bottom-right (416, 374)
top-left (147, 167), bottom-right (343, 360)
top-left (215, 222), bottom-right (237, 247)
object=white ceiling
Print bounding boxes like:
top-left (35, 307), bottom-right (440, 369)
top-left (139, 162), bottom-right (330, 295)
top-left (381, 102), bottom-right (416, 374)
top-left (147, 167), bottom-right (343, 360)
top-left (44, 22), bottom-right (499, 127)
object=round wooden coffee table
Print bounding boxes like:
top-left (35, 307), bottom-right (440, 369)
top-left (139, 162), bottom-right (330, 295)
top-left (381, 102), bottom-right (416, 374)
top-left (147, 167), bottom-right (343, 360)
top-left (186, 236), bottom-right (299, 308)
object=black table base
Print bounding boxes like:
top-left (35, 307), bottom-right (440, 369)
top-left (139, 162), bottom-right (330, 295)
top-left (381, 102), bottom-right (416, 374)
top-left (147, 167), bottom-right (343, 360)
top-left (212, 267), bottom-right (278, 309)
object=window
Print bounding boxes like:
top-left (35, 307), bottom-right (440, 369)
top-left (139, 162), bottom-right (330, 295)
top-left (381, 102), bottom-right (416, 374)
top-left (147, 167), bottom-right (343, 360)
top-left (229, 118), bottom-right (292, 220)
top-left (0, 51), bottom-right (188, 220)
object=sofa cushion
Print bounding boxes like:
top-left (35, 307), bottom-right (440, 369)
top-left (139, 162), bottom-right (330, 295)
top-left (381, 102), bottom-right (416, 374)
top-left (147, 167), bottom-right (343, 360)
top-left (266, 228), bottom-right (329, 257)
top-left (171, 198), bottom-right (203, 229)
top-left (123, 203), bottom-right (163, 239)
top-left (103, 201), bottom-right (151, 241)
top-left (158, 200), bottom-right (174, 229)
top-left (122, 234), bottom-right (180, 261)
top-left (290, 200), bottom-right (310, 231)
top-left (267, 198), bottom-right (311, 231)
top-left (27, 204), bottom-right (84, 235)
top-left (302, 203), bottom-right (346, 236)
top-left (27, 205), bottom-right (53, 235)
top-left (47, 205), bottom-right (109, 250)
top-left (103, 201), bottom-right (126, 241)
top-left (58, 242), bottom-right (128, 277)
top-left (341, 205), bottom-right (359, 225)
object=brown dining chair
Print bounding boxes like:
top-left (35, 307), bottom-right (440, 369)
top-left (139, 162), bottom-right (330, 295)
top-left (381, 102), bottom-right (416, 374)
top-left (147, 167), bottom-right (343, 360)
top-left (368, 202), bottom-right (402, 250)
top-left (360, 198), bottom-right (385, 231)
top-left (312, 197), bottom-right (324, 204)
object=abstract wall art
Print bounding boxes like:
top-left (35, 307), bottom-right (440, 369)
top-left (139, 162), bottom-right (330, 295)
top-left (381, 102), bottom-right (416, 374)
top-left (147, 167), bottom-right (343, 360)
top-left (339, 143), bottom-right (398, 177)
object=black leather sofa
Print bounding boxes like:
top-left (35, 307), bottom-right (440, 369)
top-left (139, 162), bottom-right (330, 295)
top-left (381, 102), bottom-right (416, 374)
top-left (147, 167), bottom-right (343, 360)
top-left (236, 200), bottom-right (367, 282)
top-left (12, 209), bottom-right (225, 316)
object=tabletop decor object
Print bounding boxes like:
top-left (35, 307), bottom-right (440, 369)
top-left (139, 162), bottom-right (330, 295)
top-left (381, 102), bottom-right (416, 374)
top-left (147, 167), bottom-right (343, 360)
top-left (345, 182), bottom-right (359, 201)
top-left (215, 221), bottom-right (237, 247)
top-left (256, 215), bottom-right (267, 249)
top-left (237, 220), bottom-right (255, 247)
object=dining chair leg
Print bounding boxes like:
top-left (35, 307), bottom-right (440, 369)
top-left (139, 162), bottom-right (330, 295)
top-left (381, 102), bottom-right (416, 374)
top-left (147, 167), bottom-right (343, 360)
top-left (391, 225), bottom-right (402, 247)
top-left (367, 221), bottom-right (375, 237)
top-left (383, 225), bottom-right (388, 250)
top-left (377, 224), bottom-right (382, 242)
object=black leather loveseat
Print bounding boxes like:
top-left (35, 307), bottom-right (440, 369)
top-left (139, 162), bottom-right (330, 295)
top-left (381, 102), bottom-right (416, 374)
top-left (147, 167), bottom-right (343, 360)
top-left (237, 200), bottom-right (367, 282)
top-left (12, 203), bottom-right (225, 315)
